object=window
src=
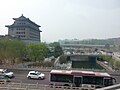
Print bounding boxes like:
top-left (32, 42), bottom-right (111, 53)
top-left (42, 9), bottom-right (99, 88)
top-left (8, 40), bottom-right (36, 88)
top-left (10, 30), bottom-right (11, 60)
top-left (83, 76), bottom-right (103, 85)
top-left (51, 74), bottom-right (73, 83)
top-left (104, 78), bottom-right (113, 86)
top-left (30, 73), bottom-right (37, 75)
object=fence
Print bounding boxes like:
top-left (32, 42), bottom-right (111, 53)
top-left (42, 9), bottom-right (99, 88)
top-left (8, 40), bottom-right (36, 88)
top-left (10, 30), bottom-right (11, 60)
top-left (0, 82), bottom-right (120, 90)
top-left (96, 84), bottom-right (120, 90)
top-left (0, 82), bottom-right (96, 90)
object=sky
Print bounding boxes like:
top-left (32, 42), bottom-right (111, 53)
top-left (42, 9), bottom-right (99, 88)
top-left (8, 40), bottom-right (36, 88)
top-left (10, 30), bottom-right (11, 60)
top-left (0, 0), bottom-right (120, 42)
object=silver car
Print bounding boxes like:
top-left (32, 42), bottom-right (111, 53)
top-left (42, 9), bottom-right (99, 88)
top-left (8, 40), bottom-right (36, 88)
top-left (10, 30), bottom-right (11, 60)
top-left (0, 69), bottom-right (14, 78)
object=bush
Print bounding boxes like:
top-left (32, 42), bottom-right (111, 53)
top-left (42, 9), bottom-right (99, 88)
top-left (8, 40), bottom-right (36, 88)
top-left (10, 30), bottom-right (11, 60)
top-left (114, 61), bottom-right (120, 70)
top-left (59, 55), bottom-right (68, 64)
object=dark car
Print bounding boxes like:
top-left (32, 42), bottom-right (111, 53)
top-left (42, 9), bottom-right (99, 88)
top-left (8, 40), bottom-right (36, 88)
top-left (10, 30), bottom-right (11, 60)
top-left (0, 75), bottom-right (10, 82)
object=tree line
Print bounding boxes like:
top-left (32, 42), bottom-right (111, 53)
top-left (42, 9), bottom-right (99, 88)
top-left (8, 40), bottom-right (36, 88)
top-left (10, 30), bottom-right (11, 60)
top-left (0, 39), bottom-right (63, 66)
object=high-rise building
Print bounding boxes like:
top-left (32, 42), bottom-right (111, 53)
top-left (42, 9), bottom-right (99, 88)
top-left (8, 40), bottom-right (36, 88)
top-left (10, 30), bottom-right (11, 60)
top-left (5, 14), bottom-right (42, 43)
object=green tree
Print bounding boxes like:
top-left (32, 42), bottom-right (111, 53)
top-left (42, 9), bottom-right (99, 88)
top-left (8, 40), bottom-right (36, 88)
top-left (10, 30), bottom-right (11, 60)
top-left (49, 42), bottom-right (60, 47)
top-left (0, 39), bottom-right (26, 65)
top-left (48, 42), bottom-right (63, 58)
top-left (114, 61), bottom-right (120, 70)
top-left (59, 55), bottom-right (67, 64)
top-left (100, 55), bottom-right (112, 62)
top-left (54, 45), bottom-right (63, 58)
top-left (27, 43), bottom-right (48, 62)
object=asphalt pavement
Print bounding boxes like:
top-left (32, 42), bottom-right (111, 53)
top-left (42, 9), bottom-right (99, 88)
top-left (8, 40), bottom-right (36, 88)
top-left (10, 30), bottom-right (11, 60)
top-left (9, 69), bottom-right (120, 85)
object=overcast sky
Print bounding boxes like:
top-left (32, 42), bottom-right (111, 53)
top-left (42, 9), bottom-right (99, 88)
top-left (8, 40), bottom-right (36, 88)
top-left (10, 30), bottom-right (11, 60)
top-left (0, 0), bottom-right (120, 42)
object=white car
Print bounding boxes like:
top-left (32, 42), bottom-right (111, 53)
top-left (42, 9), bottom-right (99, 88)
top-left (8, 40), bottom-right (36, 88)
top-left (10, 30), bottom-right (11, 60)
top-left (0, 69), bottom-right (14, 78)
top-left (27, 71), bottom-right (45, 80)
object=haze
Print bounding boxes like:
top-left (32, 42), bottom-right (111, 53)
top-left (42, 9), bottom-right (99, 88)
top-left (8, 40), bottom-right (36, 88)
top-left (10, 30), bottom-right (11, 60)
top-left (0, 0), bottom-right (120, 42)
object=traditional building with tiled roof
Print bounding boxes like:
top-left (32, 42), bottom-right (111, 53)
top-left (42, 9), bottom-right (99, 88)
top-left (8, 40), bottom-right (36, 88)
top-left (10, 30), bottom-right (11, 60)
top-left (5, 14), bottom-right (42, 44)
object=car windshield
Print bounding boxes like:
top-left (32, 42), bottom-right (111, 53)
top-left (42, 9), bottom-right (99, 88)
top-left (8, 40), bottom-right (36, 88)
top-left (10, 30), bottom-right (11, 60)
top-left (4, 69), bottom-right (9, 73)
top-left (36, 71), bottom-right (41, 75)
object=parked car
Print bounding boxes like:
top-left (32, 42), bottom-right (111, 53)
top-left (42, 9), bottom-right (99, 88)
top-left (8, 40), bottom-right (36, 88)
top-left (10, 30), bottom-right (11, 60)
top-left (27, 71), bottom-right (45, 80)
top-left (0, 69), bottom-right (14, 78)
top-left (0, 75), bottom-right (10, 82)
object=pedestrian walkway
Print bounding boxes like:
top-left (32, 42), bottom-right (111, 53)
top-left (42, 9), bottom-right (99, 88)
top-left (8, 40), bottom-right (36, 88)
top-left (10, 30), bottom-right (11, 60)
top-left (96, 83), bottom-right (120, 90)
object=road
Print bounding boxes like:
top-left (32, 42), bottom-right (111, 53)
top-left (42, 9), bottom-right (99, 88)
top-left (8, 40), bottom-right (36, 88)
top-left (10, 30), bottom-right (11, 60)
top-left (112, 52), bottom-right (120, 61)
top-left (10, 69), bottom-right (50, 85)
top-left (9, 69), bottom-right (120, 85)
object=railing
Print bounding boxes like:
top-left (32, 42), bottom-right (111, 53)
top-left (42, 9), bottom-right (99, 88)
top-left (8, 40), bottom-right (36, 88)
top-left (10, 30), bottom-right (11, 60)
top-left (96, 84), bottom-right (120, 90)
top-left (0, 82), bottom-right (96, 90)
top-left (0, 82), bottom-right (120, 90)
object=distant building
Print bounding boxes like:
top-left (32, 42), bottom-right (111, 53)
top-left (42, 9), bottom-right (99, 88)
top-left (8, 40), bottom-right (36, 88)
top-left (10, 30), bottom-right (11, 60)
top-left (58, 39), bottom-right (105, 49)
top-left (5, 14), bottom-right (42, 44)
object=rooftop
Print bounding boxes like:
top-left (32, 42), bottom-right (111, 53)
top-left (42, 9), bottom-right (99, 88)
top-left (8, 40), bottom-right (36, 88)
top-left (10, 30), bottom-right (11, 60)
top-left (6, 14), bottom-right (41, 27)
